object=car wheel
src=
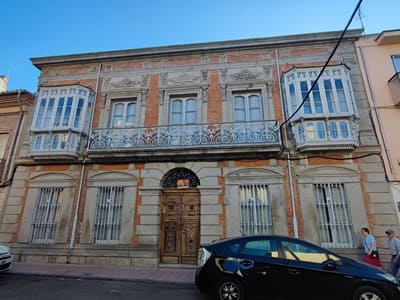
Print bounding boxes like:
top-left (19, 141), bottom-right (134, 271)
top-left (215, 276), bottom-right (245, 300)
top-left (352, 286), bottom-right (387, 300)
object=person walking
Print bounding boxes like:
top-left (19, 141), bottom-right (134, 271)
top-left (361, 227), bottom-right (381, 267)
top-left (385, 229), bottom-right (400, 277)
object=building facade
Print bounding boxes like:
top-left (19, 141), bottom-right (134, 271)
top-left (0, 90), bottom-right (34, 237)
top-left (356, 30), bottom-right (400, 224)
top-left (1, 29), bottom-right (398, 267)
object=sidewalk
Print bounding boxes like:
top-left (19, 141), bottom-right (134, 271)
top-left (9, 262), bottom-right (197, 286)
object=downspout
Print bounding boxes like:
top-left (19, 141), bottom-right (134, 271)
top-left (69, 63), bottom-right (102, 250)
top-left (275, 49), bottom-right (299, 238)
top-left (359, 46), bottom-right (395, 176)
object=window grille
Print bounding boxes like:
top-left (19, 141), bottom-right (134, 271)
top-left (30, 187), bottom-right (62, 244)
top-left (314, 183), bottom-right (354, 248)
top-left (239, 184), bottom-right (272, 235)
top-left (93, 186), bottom-right (124, 245)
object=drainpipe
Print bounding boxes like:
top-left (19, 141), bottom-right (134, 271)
top-left (69, 63), bottom-right (102, 250)
top-left (359, 46), bottom-right (395, 176)
top-left (275, 49), bottom-right (299, 238)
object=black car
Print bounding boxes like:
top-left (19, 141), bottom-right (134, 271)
top-left (195, 235), bottom-right (400, 300)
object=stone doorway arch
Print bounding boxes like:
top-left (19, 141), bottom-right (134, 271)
top-left (160, 168), bottom-right (200, 264)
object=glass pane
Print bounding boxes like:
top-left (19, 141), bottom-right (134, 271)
top-left (392, 55), bottom-right (400, 73)
top-left (35, 99), bottom-right (47, 128)
top-left (54, 98), bottom-right (64, 127)
top-left (34, 136), bottom-right (42, 150)
top-left (234, 96), bottom-right (245, 121)
top-left (62, 97), bottom-right (73, 126)
top-left (300, 81), bottom-right (311, 114)
top-left (125, 103), bottom-right (136, 126)
top-left (289, 84), bottom-right (297, 113)
top-left (316, 122), bottom-right (325, 139)
top-left (43, 98), bottom-right (55, 127)
top-left (329, 122), bottom-right (338, 139)
top-left (171, 100), bottom-right (182, 125)
top-left (324, 80), bottom-right (336, 113)
top-left (112, 103), bottom-right (124, 127)
top-left (249, 95), bottom-right (262, 120)
top-left (335, 80), bottom-right (348, 112)
top-left (185, 99), bottom-right (196, 124)
top-left (74, 98), bottom-right (84, 128)
top-left (312, 82), bottom-right (323, 114)
top-left (52, 135), bottom-right (59, 150)
top-left (339, 121), bottom-right (349, 138)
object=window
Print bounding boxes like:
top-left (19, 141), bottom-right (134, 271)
top-left (30, 187), bottom-right (62, 244)
top-left (239, 184), bottom-right (272, 235)
top-left (392, 55), bottom-right (400, 73)
top-left (233, 92), bottom-right (262, 122)
top-left (284, 66), bottom-right (354, 117)
top-left (281, 240), bottom-right (340, 263)
top-left (30, 86), bottom-right (94, 156)
top-left (314, 183), bottom-right (354, 248)
top-left (111, 100), bottom-right (136, 128)
top-left (241, 238), bottom-right (279, 258)
top-left (93, 186), bottom-right (123, 245)
top-left (170, 96), bottom-right (197, 125)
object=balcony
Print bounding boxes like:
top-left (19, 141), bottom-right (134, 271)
top-left (388, 72), bottom-right (400, 106)
top-left (292, 118), bottom-right (359, 152)
top-left (88, 121), bottom-right (281, 161)
top-left (30, 130), bottom-right (86, 159)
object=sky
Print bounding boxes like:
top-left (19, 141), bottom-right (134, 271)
top-left (1, 0), bottom-right (399, 92)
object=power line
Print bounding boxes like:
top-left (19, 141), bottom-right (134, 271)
top-left (275, 0), bottom-right (364, 159)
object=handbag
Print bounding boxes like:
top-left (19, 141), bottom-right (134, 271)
top-left (370, 250), bottom-right (379, 259)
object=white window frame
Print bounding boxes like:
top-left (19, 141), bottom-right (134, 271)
top-left (110, 99), bottom-right (137, 128)
top-left (314, 183), bottom-right (354, 248)
top-left (169, 95), bottom-right (197, 125)
top-left (29, 187), bottom-right (62, 244)
top-left (283, 65), bottom-right (357, 119)
top-left (233, 92), bottom-right (263, 122)
top-left (239, 184), bottom-right (272, 235)
top-left (93, 186), bottom-right (124, 245)
top-left (392, 55), bottom-right (400, 73)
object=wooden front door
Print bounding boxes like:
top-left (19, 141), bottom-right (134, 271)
top-left (160, 189), bottom-right (200, 264)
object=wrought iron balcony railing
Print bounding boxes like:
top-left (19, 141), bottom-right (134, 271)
top-left (88, 120), bottom-right (280, 152)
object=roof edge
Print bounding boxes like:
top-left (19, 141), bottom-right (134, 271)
top-left (30, 29), bottom-right (363, 69)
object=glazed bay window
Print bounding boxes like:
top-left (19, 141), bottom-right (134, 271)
top-left (283, 65), bottom-right (359, 151)
top-left (314, 183), bottom-right (354, 248)
top-left (93, 186), bottom-right (123, 245)
top-left (30, 85), bottom-right (94, 158)
top-left (239, 184), bottom-right (272, 235)
top-left (30, 187), bottom-right (62, 244)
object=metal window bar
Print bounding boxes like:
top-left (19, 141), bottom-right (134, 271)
top-left (30, 187), bottom-right (62, 244)
top-left (93, 186), bottom-right (123, 245)
top-left (239, 184), bottom-right (272, 235)
top-left (314, 183), bottom-right (354, 248)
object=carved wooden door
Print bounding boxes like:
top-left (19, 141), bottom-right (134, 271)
top-left (160, 189), bottom-right (200, 264)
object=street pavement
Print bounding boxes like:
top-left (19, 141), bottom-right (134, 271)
top-left (9, 261), bottom-right (197, 285)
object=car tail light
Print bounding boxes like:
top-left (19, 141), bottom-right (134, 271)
top-left (197, 247), bottom-right (211, 267)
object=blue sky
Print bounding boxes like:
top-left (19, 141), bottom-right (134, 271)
top-left (1, 0), bottom-right (399, 92)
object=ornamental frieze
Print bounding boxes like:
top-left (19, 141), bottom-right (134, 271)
top-left (102, 75), bottom-right (149, 91)
top-left (220, 66), bottom-right (272, 83)
top-left (160, 71), bottom-right (204, 87)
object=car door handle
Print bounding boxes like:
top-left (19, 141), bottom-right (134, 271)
top-left (240, 260), bottom-right (253, 267)
top-left (288, 269), bottom-right (301, 275)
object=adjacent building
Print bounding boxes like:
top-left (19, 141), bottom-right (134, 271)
top-left (356, 30), bottom-right (400, 224)
top-left (0, 90), bottom-right (34, 237)
top-left (0, 29), bottom-right (398, 267)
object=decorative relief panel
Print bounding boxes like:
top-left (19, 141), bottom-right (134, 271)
top-left (159, 71), bottom-right (205, 88)
top-left (102, 74), bottom-right (149, 91)
top-left (219, 66), bottom-right (273, 84)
